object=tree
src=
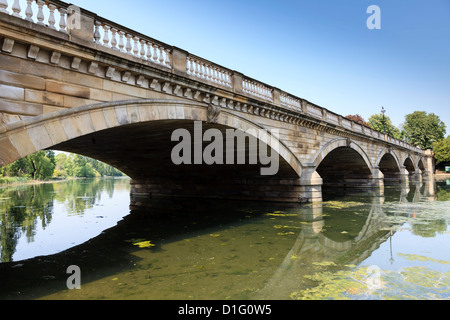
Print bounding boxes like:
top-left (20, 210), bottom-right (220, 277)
top-left (345, 114), bottom-right (371, 128)
top-left (1, 151), bottom-right (55, 180)
top-left (403, 111), bottom-right (446, 150)
top-left (28, 151), bottom-right (56, 180)
top-left (368, 113), bottom-right (402, 140)
top-left (3, 152), bottom-right (125, 180)
top-left (56, 153), bottom-right (124, 178)
top-left (433, 136), bottom-right (450, 165)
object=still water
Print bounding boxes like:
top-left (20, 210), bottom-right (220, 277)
top-left (0, 177), bottom-right (449, 300)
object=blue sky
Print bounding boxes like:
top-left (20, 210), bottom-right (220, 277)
top-left (70, 0), bottom-right (450, 134)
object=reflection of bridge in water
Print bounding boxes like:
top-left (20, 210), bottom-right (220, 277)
top-left (0, 177), bottom-right (438, 299)
top-left (255, 179), bottom-right (437, 299)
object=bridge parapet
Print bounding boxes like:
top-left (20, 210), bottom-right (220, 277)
top-left (0, 0), bottom-right (424, 156)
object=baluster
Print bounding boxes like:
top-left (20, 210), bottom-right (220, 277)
top-left (197, 62), bottom-right (203, 77)
top-left (94, 21), bottom-right (102, 44)
top-left (118, 31), bottom-right (125, 52)
top-left (125, 34), bottom-right (132, 54)
top-left (202, 64), bottom-right (206, 79)
top-left (152, 44), bottom-right (158, 63)
top-left (220, 70), bottom-right (225, 85)
top-left (189, 58), bottom-right (194, 74)
top-left (215, 68), bottom-right (221, 84)
top-left (12, 0), bottom-right (21, 18)
top-left (205, 64), bottom-right (211, 81)
top-left (110, 28), bottom-right (118, 50)
top-left (25, 0), bottom-right (33, 22)
top-left (146, 42), bottom-right (153, 60)
top-left (139, 39), bottom-right (146, 59)
top-left (102, 25), bottom-right (110, 47)
top-left (194, 60), bottom-right (199, 77)
top-left (58, 7), bottom-right (67, 32)
top-left (203, 63), bottom-right (208, 79)
top-left (211, 67), bottom-right (217, 83)
top-left (0, 0), bottom-right (8, 14)
top-left (164, 48), bottom-right (170, 67)
top-left (132, 36), bottom-right (139, 56)
top-left (48, 4), bottom-right (56, 29)
top-left (36, 0), bottom-right (45, 25)
top-left (205, 64), bottom-right (210, 79)
top-left (158, 47), bottom-right (164, 64)
top-left (222, 71), bottom-right (228, 86)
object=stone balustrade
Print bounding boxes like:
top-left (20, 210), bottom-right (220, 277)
top-left (94, 18), bottom-right (172, 69)
top-left (186, 55), bottom-right (232, 87)
top-left (242, 78), bottom-right (273, 102)
top-left (280, 93), bottom-right (302, 113)
top-left (0, 0), bottom-right (423, 154)
top-left (0, 0), bottom-right (71, 32)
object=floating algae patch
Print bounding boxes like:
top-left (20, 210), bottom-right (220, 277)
top-left (290, 268), bottom-right (369, 300)
top-left (397, 253), bottom-right (450, 265)
top-left (322, 201), bottom-right (366, 210)
top-left (290, 265), bottom-right (450, 300)
top-left (126, 238), bottom-right (156, 248)
top-left (265, 212), bottom-right (297, 217)
top-left (133, 241), bottom-right (156, 248)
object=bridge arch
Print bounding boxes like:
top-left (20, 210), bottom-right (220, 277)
top-left (376, 148), bottom-right (402, 183)
top-left (402, 155), bottom-right (416, 175)
top-left (0, 99), bottom-right (305, 202)
top-left (312, 138), bottom-right (374, 189)
top-left (417, 158), bottom-right (426, 173)
top-left (311, 138), bottom-right (373, 170)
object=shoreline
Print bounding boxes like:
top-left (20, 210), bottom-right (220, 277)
top-left (0, 177), bottom-right (79, 188)
top-left (0, 176), bottom-right (129, 188)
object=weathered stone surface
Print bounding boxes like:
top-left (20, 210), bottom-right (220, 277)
top-left (27, 124), bottom-right (53, 150)
top-left (8, 129), bottom-right (37, 157)
top-left (25, 89), bottom-right (64, 107)
top-left (0, 84), bottom-right (24, 101)
top-left (0, 70), bottom-right (46, 90)
top-left (46, 80), bottom-right (90, 99)
top-left (0, 100), bottom-right (43, 116)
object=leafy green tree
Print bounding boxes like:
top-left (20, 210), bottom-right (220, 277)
top-left (69, 154), bottom-right (99, 178)
top-left (28, 151), bottom-right (56, 180)
top-left (1, 151), bottom-right (55, 180)
top-left (2, 151), bottom-right (124, 180)
top-left (433, 136), bottom-right (450, 165)
top-left (368, 113), bottom-right (402, 140)
top-left (403, 111), bottom-right (446, 150)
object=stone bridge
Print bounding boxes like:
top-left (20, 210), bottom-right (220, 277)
top-left (0, 0), bottom-right (434, 203)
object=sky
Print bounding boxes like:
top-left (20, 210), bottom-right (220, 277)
top-left (51, 0), bottom-right (450, 133)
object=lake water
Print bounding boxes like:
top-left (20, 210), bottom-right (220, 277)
top-left (0, 177), bottom-right (449, 300)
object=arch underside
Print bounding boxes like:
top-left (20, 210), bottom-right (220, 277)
top-left (316, 147), bottom-right (374, 189)
top-left (53, 119), bottom-right (302, 202)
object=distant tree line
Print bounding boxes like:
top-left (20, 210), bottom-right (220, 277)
top-left (1, 151), bottom-right (125, 181)
top-left (346, 110), bottom-right (449, 168)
